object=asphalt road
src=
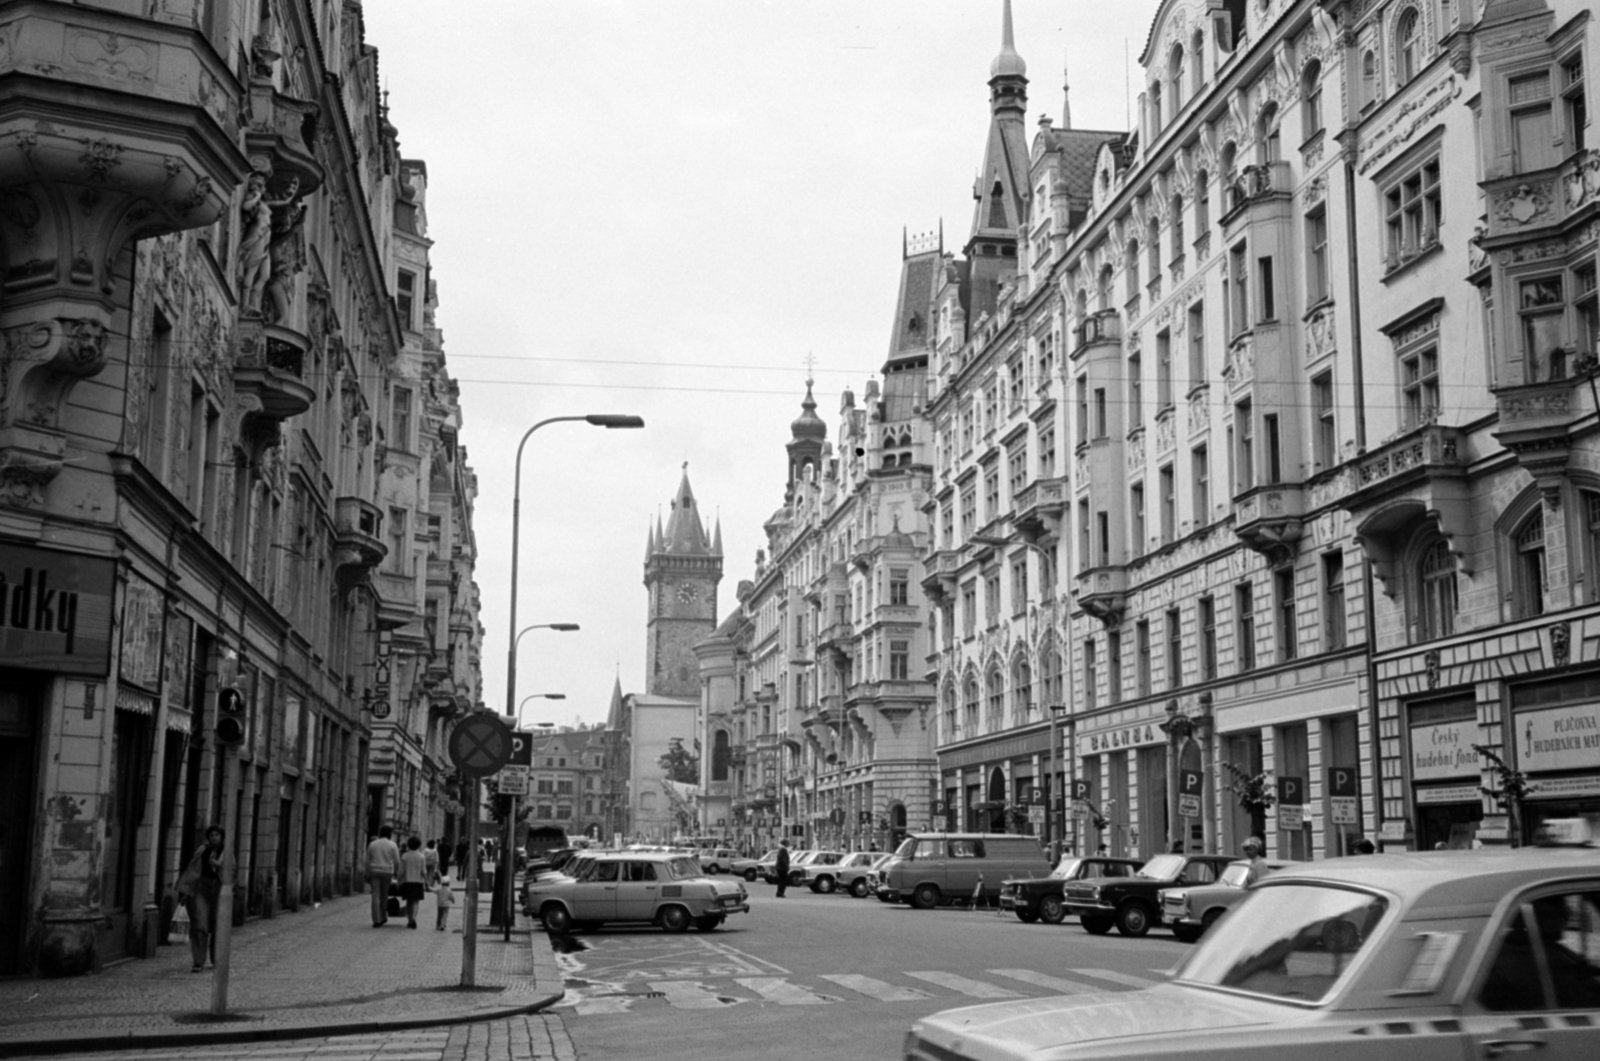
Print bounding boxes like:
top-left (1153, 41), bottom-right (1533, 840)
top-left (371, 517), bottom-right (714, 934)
top-left (555, 879), bottom-right (1191, 1061)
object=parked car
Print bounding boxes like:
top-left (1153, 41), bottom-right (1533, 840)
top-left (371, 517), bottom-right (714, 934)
top-left (729, 852), bottom-right (767, 882)
top-left (779, 850), bottom-right (840, 886)
top-left (1000, 856), bottom-right (1143, 924)
top-left (868, 854), bottom-right (897, 901)
top-left (1160, 857), bottom-right (1297, 941)
top-left (1062, 852), bottom-right (1233, 936)
top-left (906, 844), bottom-right (1600, 1061)
top-left (763, 849), bottom-right (813, 885)
top-left (798, 850), bottom-right (864, 893)
top-left (696, 848), bottom-right (738, 874)
top-left (811, 851), bottom-right (888, 897)
top-left (878, 833), bottom-right (1052, 909)
top-left (526, 851), bottom-right (749, 933)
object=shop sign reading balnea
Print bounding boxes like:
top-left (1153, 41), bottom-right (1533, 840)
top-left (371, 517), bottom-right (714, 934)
top-left (1085, 722), bottom-right (1161, 753)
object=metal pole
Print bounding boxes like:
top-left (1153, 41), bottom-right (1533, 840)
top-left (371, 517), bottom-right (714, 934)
top-left (1048, 708), bottom-right (1058, 862)
top-left (502, 792), bottom-right (516, 941)
top-left (461, 777), bottom-right (480, 988)
top-left (210, 747), bottom-right (238, 1015)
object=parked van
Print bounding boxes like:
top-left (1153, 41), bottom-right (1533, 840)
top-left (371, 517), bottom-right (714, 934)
top-left (878, 833), bottom-right (1051, 909)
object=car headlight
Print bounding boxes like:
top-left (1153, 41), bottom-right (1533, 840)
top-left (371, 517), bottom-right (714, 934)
top-left (1083, 885), bottom-right (1100, 900)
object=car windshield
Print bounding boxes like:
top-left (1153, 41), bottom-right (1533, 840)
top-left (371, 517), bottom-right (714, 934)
top-left (1136, 854), bottom-right (1187, 880)
top-left (894, 837), bottom-right (920, 858)
top-left (1050, 858), bottom-right (1085, 880)
top-left (1218, 863), bottom-right (1252, 887)
top-left (1178, 884), bottom-right (1390, 1004)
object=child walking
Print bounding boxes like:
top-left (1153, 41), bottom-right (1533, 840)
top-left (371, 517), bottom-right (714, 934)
top-left (435, 874), bottom-right (456, 930)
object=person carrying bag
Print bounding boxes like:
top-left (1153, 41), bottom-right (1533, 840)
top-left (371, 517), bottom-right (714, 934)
top-left (175, 826), bottom-right (226, 972)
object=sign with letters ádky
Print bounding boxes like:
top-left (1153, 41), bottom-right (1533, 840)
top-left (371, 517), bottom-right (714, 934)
top-left (0, 542), bottom-right (115, 676)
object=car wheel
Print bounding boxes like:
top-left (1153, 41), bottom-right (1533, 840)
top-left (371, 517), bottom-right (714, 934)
top-left (1116, 901), bottom-right (1154, 937)
top-left (789, 870), bottom-right (805, 886)
top-left (1081, 915), bottom-right (1113, 935)
top-left (706, 865), bottom-right (720, 874)
top-left (816, 876), bottom-right (836, 894)
top-left (1200, 908), bottom-right (1224, 935)
top-left (1015, 910), bottom-right (1040, 924)
top-left (744, 869), bottom-right (758, 882)
top-left (911, 884), bottom-right (940, 910)
top-left (1039, 896), bottom-right (1066, 925)
top-left (694, 914), bottom-right (724, 932)
top-left (659, 905), bottom-right (691, 933)
top-left (540, 903), bottom-right (573, 934)
top-left (850, 879), bottom-right (870, 898)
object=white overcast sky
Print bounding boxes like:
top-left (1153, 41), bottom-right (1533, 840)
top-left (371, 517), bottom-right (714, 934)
top-left (360, 1), bottom-right (1151, 729)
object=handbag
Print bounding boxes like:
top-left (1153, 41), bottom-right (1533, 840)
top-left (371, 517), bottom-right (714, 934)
top-left (170, 904), bottom-right (190, 941)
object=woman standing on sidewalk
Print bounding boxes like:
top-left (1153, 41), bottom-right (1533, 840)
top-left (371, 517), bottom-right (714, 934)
top-left (397, 836), bottom-right (429, 928)
top-left (175, 827), bottom-right (226, 972)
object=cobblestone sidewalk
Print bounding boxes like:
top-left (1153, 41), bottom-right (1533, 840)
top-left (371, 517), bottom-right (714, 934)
top-left (0, 888), bottom-right (561, 1057)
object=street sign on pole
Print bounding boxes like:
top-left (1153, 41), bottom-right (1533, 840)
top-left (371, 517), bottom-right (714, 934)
top-left (508, 730), bottom-right (535, 767)
top-left (1179, 768), bottom-right (1203, 818)
top-left (1328, 765), bottom-right (1359, 826)
top-left (449, 714), bottom-right (513, 778)
top-left (498, 765), bottom-right (529, 796)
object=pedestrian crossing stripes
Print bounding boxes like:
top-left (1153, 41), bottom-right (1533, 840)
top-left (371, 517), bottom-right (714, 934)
top-left (557, 965), bottom-right (1160, 1016)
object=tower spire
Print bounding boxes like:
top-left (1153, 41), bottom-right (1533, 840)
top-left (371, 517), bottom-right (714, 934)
top-left (1062, 51), bottom-right (1072, 129)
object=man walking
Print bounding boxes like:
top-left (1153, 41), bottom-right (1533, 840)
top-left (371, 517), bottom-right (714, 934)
top-left (775, 839), bottom-right (791, 898)
top-left (365, 825), bottom-right (401, 926)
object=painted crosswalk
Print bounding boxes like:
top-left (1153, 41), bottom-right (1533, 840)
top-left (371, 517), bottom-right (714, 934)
top-left (556, 964), bottom-right (1160, 1016)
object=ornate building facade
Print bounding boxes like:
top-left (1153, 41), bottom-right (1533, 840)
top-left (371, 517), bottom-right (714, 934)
top-left (0, 1), bottom-right (481, 978)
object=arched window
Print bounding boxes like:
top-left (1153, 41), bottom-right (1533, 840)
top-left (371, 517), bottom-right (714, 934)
top-left (1041, 644), bottom-right (1064, 706)
top-left (963, 676), bottom-right (980, 735)
top-left (1011, 657), bottom-right (1032, 724)
top-left (1514, 509), bottom-right (1547, 619)
top-left (1074, 286), bottom-right (1088, 326)
top-left (1361, 50), bottom-right (1377, 109)
top-left (1397, 8), bottom-right (1420, 84)
top-left (1147, 217), bottom-right (1161, 281)
top-left (711, 729), bottom-right (730, 781)
top-left (1257, 103), bottom-right (1281, 164)
top-left (1221, 143), bottom-right (1239, 211)
top-left (1097, 264), bottom-right (1114, 311)
top-left (1126, 238), bottom-right (1140, 295)
top-left (1302, 60), bottom-right (1324, 136)
top-left (1168, 44), bottom-right (1185, 118)
top-left (942, 684), bottom-right (957, 739)
top-left (1195, 168), bottom-right (1210, 232)
top-left (1191, 29), bottom-right (1206, 95)
top-left (1150, 81), bottom-right (1162, 131)
top-left (1171, 194), bottom-right (1185, 254)
top-left (986, 667), bottom-right (1004, 731)
top-left (1414, 535), bottom-right (1457, 642)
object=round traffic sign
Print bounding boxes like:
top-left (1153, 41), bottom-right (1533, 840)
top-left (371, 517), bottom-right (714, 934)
top-left (448, 714), bottom-right (514, 778)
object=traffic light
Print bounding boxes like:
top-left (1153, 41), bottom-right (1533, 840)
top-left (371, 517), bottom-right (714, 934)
top-left (215, 683), bottom-right (246, 744)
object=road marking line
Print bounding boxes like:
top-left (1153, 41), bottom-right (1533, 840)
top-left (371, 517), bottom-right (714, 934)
top-left (819, 974), bottom-right (933, 1001)
top-left (649, 980), bottom-right (747, 1009)
top-left (734, 977), bottom-right (841, 1004)
top-left (568, 996), bottom-right (636, 1015)
top-left (987, 968), bottom-right (1104, 994)
top-left (1072, 967), bottom-right (1159, 988)
top-left (905, 971), bottom-right (1026, 998)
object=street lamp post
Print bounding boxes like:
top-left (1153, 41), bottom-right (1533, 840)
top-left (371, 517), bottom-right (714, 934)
top-left (500, 413), bottom-right (642, 942)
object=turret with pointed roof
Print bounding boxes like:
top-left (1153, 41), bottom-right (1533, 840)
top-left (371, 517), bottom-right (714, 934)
top-left (964, 0), bottom-right (1032, 325)
top-left (643, 465), bottom-right (723, 697)
top-left (786, 379), bottom-right (827, 498)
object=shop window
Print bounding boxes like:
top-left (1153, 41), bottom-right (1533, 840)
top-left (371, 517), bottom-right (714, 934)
top-left (1414, 533), bottom-right (1458, 642)
top-left (1514, 509), bottom-right (1547, 619)
top-left (1382, 156), bottom-right (1441, 270)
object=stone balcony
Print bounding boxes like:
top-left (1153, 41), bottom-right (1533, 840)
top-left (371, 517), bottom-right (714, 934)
top-left (1013, 476), bottom-right (1068, 540)
top-left (244, 76), bottom-right (324, 195)
top-left (1073, 564), bottom-right (1128, 625)
top-left (333, 496), bottom-right (386, 589)
top-left (1336, 422), bottom-right (1472, 595)
top-left (1482, 149), bottom-right (1600, 244)
top-left (234, 319), bottom-right (315, 420)
top-left (1232, 484), bottom-right (1306, 563)
top-left (1071, 308), bottom-right (1121, 359)
top-left (1220, 160), bottom-right (1293, 226)
top-left (374, 570), bottom-right (418, 630)
top-left (919, 548), bottom-right (961, 605)
top-left (1491, 372), bottom-right (1593, 506)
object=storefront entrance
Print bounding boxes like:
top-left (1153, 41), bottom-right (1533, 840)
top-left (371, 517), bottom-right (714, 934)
top-left (0, 679), bottom-right (39, 976)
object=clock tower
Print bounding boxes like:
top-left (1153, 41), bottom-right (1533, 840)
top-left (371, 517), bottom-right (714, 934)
top-left (644, 465), bottom-right (723, 697)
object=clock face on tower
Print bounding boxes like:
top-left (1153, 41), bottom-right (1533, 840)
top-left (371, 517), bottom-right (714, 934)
top-left (676, 583), bottom-right (699, 606)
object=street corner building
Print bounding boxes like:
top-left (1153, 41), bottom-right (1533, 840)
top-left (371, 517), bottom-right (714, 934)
top-left (0, 2), bottom-right (483, 977)
top-left (702, 0), bottom-right (1600, 860)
